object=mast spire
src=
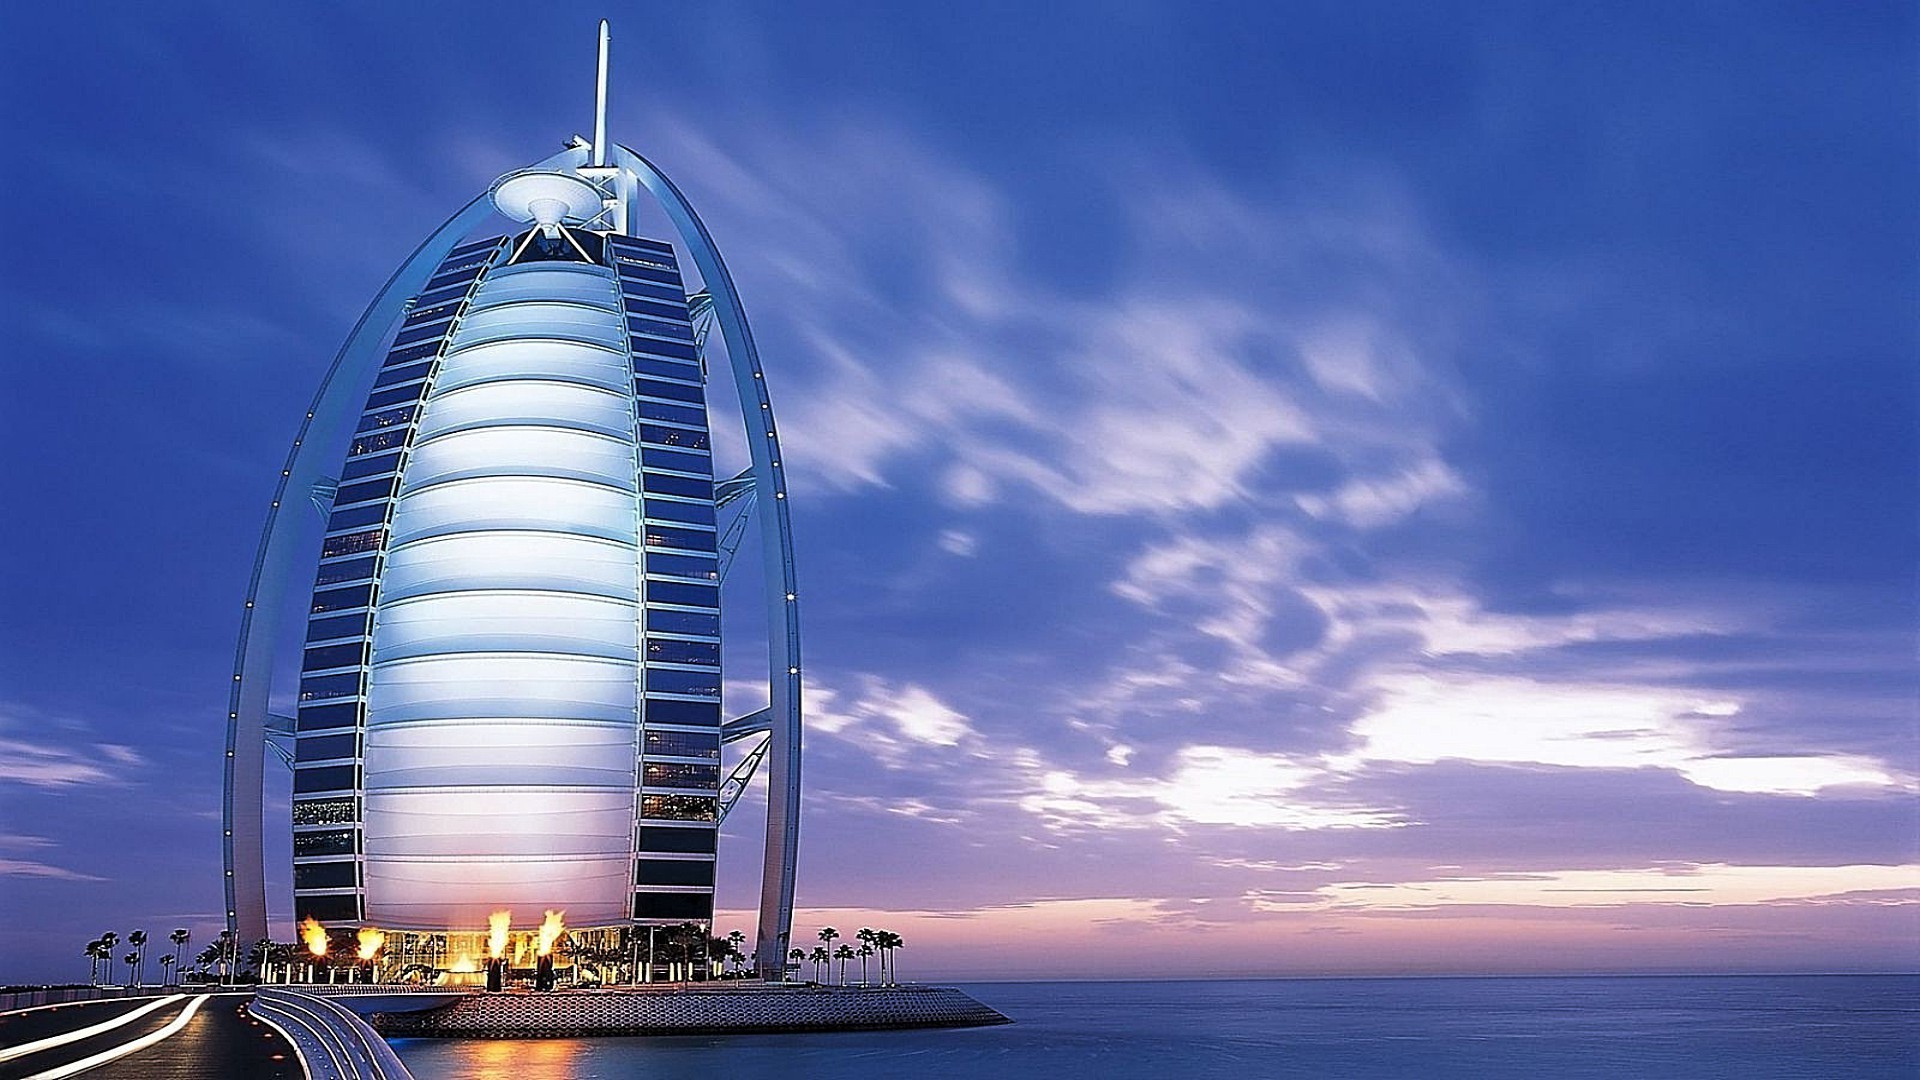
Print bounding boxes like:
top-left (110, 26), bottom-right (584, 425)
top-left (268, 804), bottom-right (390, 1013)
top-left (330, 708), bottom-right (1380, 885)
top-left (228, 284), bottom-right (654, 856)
top-left (592, 20), bottom-right (611, 167)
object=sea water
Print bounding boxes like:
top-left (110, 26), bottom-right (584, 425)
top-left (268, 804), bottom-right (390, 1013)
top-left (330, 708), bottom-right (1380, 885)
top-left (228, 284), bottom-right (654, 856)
top-left (390, 974), bottom-right (1917, 1079)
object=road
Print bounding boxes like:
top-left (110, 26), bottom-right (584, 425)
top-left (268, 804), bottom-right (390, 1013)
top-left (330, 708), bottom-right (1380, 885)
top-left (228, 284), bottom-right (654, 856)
top-left (0, 992), bottom-right (302, 1079)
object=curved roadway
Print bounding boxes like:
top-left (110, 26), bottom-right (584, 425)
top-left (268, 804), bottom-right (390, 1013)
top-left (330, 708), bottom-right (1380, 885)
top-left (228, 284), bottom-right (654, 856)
top-left (0, 993), bottom-right (299, 1079)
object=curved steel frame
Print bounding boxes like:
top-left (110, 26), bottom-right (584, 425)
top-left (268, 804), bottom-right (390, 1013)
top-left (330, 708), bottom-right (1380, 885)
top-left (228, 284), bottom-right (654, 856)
top-left (223, 144), bottom-right (803, 981)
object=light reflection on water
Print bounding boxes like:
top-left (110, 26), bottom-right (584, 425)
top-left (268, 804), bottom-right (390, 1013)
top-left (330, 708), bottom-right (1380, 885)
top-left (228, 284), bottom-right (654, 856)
top-left (390, 976), bottom-right (1919, 1080)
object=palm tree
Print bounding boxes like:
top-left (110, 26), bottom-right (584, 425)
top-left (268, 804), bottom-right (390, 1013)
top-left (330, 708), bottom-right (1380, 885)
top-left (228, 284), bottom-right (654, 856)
top-left (99, 933), bottom-right (119, 986)
top-left (880, 931), bottom-right (905, 984)
top-left (817, 926), bottom-right (838, 956)
top-left (808, 946), bottom-right (829, 982)
top-left (833, 943), bottom-right (854, 985)
top-left (857, 943), bottom-right (874, 985)
top-left (727, 930), bottom-right (747, 976)
top-left (788, 947), bottom-right (805, 979)
top-left (856, 928), bottom-right (876, 982)
top-left (194, 942), bottom-right (222, 981)
top-left (158, 955), bottom-right (175, 986)
top-left (128, 931), bottom-right (148, 989)
top-left (169, 929), bottom-right (191, 982)
top-left (123, 952), bottom-right (138, 988)
top-left (85, 939), bottom-right (104, 985)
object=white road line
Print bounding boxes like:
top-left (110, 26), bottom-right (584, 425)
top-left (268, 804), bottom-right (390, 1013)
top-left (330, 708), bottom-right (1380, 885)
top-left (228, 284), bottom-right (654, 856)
top-left (21, 994), bottom-right (208, 1080)
top-left (0, 995), bottom-right (185, 1063)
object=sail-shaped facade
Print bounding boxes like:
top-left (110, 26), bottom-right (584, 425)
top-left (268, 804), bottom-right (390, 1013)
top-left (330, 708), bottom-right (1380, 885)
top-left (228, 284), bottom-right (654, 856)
top-left (223, 27), bottom-right (803, 979)
top-left (292, 229), bottom-right (724, 932)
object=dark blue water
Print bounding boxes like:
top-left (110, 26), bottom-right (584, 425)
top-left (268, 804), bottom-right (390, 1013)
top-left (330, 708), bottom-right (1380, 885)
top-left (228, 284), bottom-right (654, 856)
top-left (391, 975), bottom-right (1918, 1079)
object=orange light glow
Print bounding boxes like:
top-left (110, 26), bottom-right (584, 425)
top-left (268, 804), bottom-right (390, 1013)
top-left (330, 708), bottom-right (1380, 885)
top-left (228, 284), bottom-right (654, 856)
top-left (537, 910), bottom-right (566, 956)
top-left (299, 917), bottom-right (328, 958)
top-left (450, 954), bottom-right (477, 973)
top-left (487, 910), bottom-right (512, 960)
top-left (355, 927), bottom-right (385, 962)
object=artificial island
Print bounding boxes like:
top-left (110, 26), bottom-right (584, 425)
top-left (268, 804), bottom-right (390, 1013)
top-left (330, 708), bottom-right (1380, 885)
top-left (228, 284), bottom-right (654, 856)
top-left (0, 22), bottom-right (1005, 1063)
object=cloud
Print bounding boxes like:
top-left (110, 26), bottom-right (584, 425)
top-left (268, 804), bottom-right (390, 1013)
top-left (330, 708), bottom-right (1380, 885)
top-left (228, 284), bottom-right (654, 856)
top-left (807, 677), bottom-right (978, 760)
top-left (1341, 673), bottom-right (1907, 797)
top-left (646, 112), bottom-right (1469, 530)
top-left (0, 858), bottom-right (105, 882)
top-left (0, 736), bottom-right (143, 789)
top-left (1025, 745), bottom-right (1405, 833)
top-left (1313, 863), bottom-right (1920, 911)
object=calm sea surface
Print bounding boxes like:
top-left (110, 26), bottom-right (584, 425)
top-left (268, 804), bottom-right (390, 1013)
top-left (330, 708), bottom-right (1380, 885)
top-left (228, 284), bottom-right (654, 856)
top-left (390, 975), bottom-right (1918, 1080)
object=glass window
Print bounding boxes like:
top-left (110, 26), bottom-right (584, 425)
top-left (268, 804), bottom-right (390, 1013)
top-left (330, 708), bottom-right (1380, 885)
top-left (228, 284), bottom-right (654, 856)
top-left (305, 613), bottom-right (368, 644)
top-left (642, 761), bottom-right (718, 788)
top-left (296, 894), bottom-right (361, 922)
top-left (293, 829), bottom-right (356, 858)
top-left (340, 451), bottom-right (401, 482)
top-left (296, 702), bottom-right (359, 732)
top-left (311, 583), bottom-right (373, 614)
top-left (294, 861), bottom-right (357, 890)
top-left (293, 764), bottom-right (357, 794)
top-left (638, 826), bottom-right (716, 853)
top-left (647, 552), bottom-right (718, 582)
top-left (640, 794), bottom-right (717, 821)
top-left (412, 283), bottom-right (471, 309)
top-left (632, 893), bottom-right (711, 921)
top-left (644, 499), bottom-right (715, 527)
top-left (636, 377), bottom-right (704, 405)
top-left (423, 267), bottom-right (481, 293)
top-left (644, 525), bottom-right (715, 552)
top-left (643, 448), bottom-right (711, 476)
top-left (634, 357), bottom-right (701, 382)
top-left (618, 264), bottom-right (684, 287)
top-left (296, 733), bottom-right (357, 763)
top-left (391, 319), bottom-right (451, 348)
top-left (384, 339), bottom-right (442, 367)
top-left (639, 424), bottom-right (710, 451)
top-left (440, 251), bottom-right (495, 275)
top-left (646, 667), bottom-right (720, 698)
top-left (356, 405), bottom-right (416, 433)
top-left (302, 641), bottom-right (365, 673)
top-left (367, 383), bottom-right (428, 410)
top-left (647, 698), bottom-right (721, 726)
top-left (637, 400), bottom-right (706, 427)
top-left (325, 505), bottom-right (387, 534)
top-left (314, 557), bottom-right (375, 589)
top-left (336, 475), bottom-right (397, 507)
top-left (292, 797), bottom-right (358, 827)
top-left (647, 639), bottom-right (718, 666)
top-left (372, 360), bottom-right (433, 389)
top-left (349, 429), bottom-right (407, 457)
top-left (631, 337), bottom-right (701, 363)
top-left (298, 671), bottom-right (362, 703)
top-left (403, 298), bottom-right (464, 326)
top-left (646, 608), bottom-right (718, 636)
top-left (627, 317), bottom-right (694, 343)
top-left (625, 297), bottom-right (690, 321)
top-left (615, 279), bottom-right (687, 304)
top-left (634, 859), bottom-right (714, 887)
top-left (643, 472), bottom-right (712, 500)
top-left (644, 728), bottom-right (720, 759)
top-left (647, 581), bottom-right (718, 609)
top-left (321, 529), bottom-right (384, 559)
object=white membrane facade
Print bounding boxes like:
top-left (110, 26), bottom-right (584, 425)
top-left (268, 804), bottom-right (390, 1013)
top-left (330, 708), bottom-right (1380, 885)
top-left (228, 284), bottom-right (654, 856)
top-left (362, 261), bottom-right (641, 929)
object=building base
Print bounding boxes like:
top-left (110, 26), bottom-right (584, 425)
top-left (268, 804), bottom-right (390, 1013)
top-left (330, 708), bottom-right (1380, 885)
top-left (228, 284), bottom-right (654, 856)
top-left (370, 984), bottom-right (1010, 1038)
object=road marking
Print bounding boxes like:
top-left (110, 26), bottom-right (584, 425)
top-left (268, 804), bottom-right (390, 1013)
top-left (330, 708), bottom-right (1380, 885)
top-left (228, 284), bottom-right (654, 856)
top-left (0, 995), bottom-right (185, 1063)
top-left (22, 994), bottom-right (208, 1080)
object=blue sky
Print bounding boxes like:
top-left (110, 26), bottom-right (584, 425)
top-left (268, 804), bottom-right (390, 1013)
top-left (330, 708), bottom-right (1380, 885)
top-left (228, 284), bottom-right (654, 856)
top-left (0, 1), bottom-right (1913, 982)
